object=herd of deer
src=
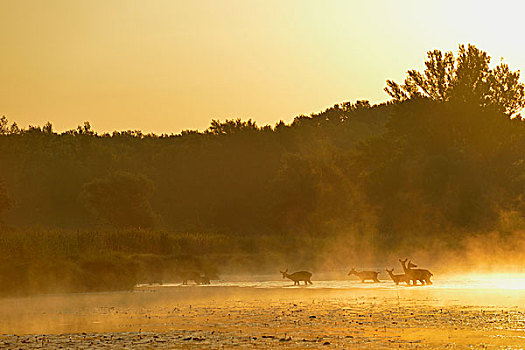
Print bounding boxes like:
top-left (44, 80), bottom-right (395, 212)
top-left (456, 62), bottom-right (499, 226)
top-left (280, 258), bottom-right (433, 286)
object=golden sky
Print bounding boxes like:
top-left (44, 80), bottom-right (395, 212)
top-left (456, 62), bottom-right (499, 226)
top-left (1, 0), bottom-right (525, 134)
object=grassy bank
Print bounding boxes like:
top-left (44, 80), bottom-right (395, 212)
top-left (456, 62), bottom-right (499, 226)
top-left (0, 228), bottom-right (326, 296)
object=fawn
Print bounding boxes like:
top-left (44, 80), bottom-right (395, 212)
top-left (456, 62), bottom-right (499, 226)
top-left (385, 268), bottom-right (410, 285)
top-left (347, 268), bottom-right (380, 283)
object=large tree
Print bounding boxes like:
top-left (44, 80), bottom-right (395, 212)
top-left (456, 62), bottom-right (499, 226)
top-left (81, 171), bottom-right (157, 228)
top-left (385, 44), bottom-right (525, 115)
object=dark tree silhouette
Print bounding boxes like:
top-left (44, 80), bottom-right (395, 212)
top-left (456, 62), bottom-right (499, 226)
top-left (207, 118), bottom-right (259, 135)
top-left (0, 116), bottom-right (8, 135)
top-left (0, 179), bottom-right (11, 220)
top-left (385, 44), bottom-right (525, 115)
top-left (0, 43), bottom-right (522, 243)
top-left (81, 171), bottom-right (157, 228)
top-left (0, 116), bottom-right (19, 135)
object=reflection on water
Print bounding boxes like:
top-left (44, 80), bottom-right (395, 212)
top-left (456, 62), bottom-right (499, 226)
top-left (136, 273), bottom-right (525, 291)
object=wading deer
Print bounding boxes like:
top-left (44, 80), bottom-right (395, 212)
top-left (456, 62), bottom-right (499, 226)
top-left (399, 259), bottom-right (433, 285)
top-left (280, 269), bottom-right (313, 285)
top-left (408, 260), bottom-right (432, 285)
top-left (195, 274), bottom-right (211, 285)
top-left (385, 268), bottom-right (410, 285)
top-left (347, 268), bottom-right (380, 283)
top-left (181, 271), bottom-right (210, 285)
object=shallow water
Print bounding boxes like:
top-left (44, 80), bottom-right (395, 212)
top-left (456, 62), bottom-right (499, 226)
top-left (2, 275), bottom-right (525, 348)
top-left (137, 273), bottom-right (525, 291)
top-left (1, 283), bottom-right (525, 348)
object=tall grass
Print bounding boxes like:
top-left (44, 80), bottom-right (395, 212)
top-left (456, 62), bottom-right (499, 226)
top-left (0, 228), bottom-right (243, 296)
top-left (0, 228), bottom-right (313, 296)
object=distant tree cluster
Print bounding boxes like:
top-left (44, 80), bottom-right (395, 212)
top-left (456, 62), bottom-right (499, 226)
top-left (81, 171), bottom-right (157, 228)
top-left (385, 44), bottom-right (525, 115)
top-left (0, 44), bottom-right (523, 248)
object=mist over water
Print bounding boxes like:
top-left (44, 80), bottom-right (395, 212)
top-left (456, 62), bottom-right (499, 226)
top-left (2, 272), bottom-right (525, 337)
top-left (135, 272), bottom-right (525, 291)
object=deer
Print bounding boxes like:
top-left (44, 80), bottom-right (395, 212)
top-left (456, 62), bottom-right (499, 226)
top-left (347, 268), bottom-right (380, 283)
top-left (195, 274), bottom-right (211, 285)
top-left (408, 260), bottom-right (432, 285)
top-left (280, 269), bottom-right (313, 285)
top-left (399, 259), bottom-right (433, 285)
top-left (385, 268), bottom-right (410, 285)
top-left (181, 271), bottom-right (210, 285)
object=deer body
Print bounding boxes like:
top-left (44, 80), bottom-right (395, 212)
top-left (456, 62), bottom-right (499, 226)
top-left (196, 274), bottom-right (211, 285)
top-left (348, 268), bottom-right (380, 283)
top-left (181, 271), bottom-right (211, 285)
top-left (399, 259), bottom-right (433, 285)
top-left (280, 269), bottom-right (313, 285)
top-left (385, 268), bottom-right (410, 285)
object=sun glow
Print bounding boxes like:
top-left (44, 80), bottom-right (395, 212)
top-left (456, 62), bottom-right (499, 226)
top-left (2, 1), bottom-right (525, 133)
top-left (442, 273), bottom-right (525, 290)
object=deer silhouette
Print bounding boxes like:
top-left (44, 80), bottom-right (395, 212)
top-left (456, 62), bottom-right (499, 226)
top-left (280, 269), bottom-right (313, 285)
top-left (385, 268), bottom-right (410, 285)
top-left (347, 268), bottom-right (380, 283)
top-left (399, 259), bottom-right (433, 285)
top-left (181, 271), bottom-right (211, 285)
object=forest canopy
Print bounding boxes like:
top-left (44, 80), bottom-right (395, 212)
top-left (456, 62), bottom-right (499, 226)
top-left (0, 43), bottom-right (523, 247)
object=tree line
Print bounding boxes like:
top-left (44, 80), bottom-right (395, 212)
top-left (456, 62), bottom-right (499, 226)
top-left (0, 44), bottom-right (523, 251)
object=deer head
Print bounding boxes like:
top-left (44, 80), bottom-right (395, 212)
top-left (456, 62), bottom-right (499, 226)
top-left (347, 267), bottom-right (357, 276)
top-left (280, 269), bottom-right (288, 279)
top-left (407, 261), bottom-right (418, 269)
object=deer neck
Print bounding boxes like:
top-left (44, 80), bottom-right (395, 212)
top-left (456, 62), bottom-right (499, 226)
top-left (400, 262), bottom-right (409, 273)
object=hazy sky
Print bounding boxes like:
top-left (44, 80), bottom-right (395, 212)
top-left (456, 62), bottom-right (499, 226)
top-left (1, 0), bottom-right (525, 134)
